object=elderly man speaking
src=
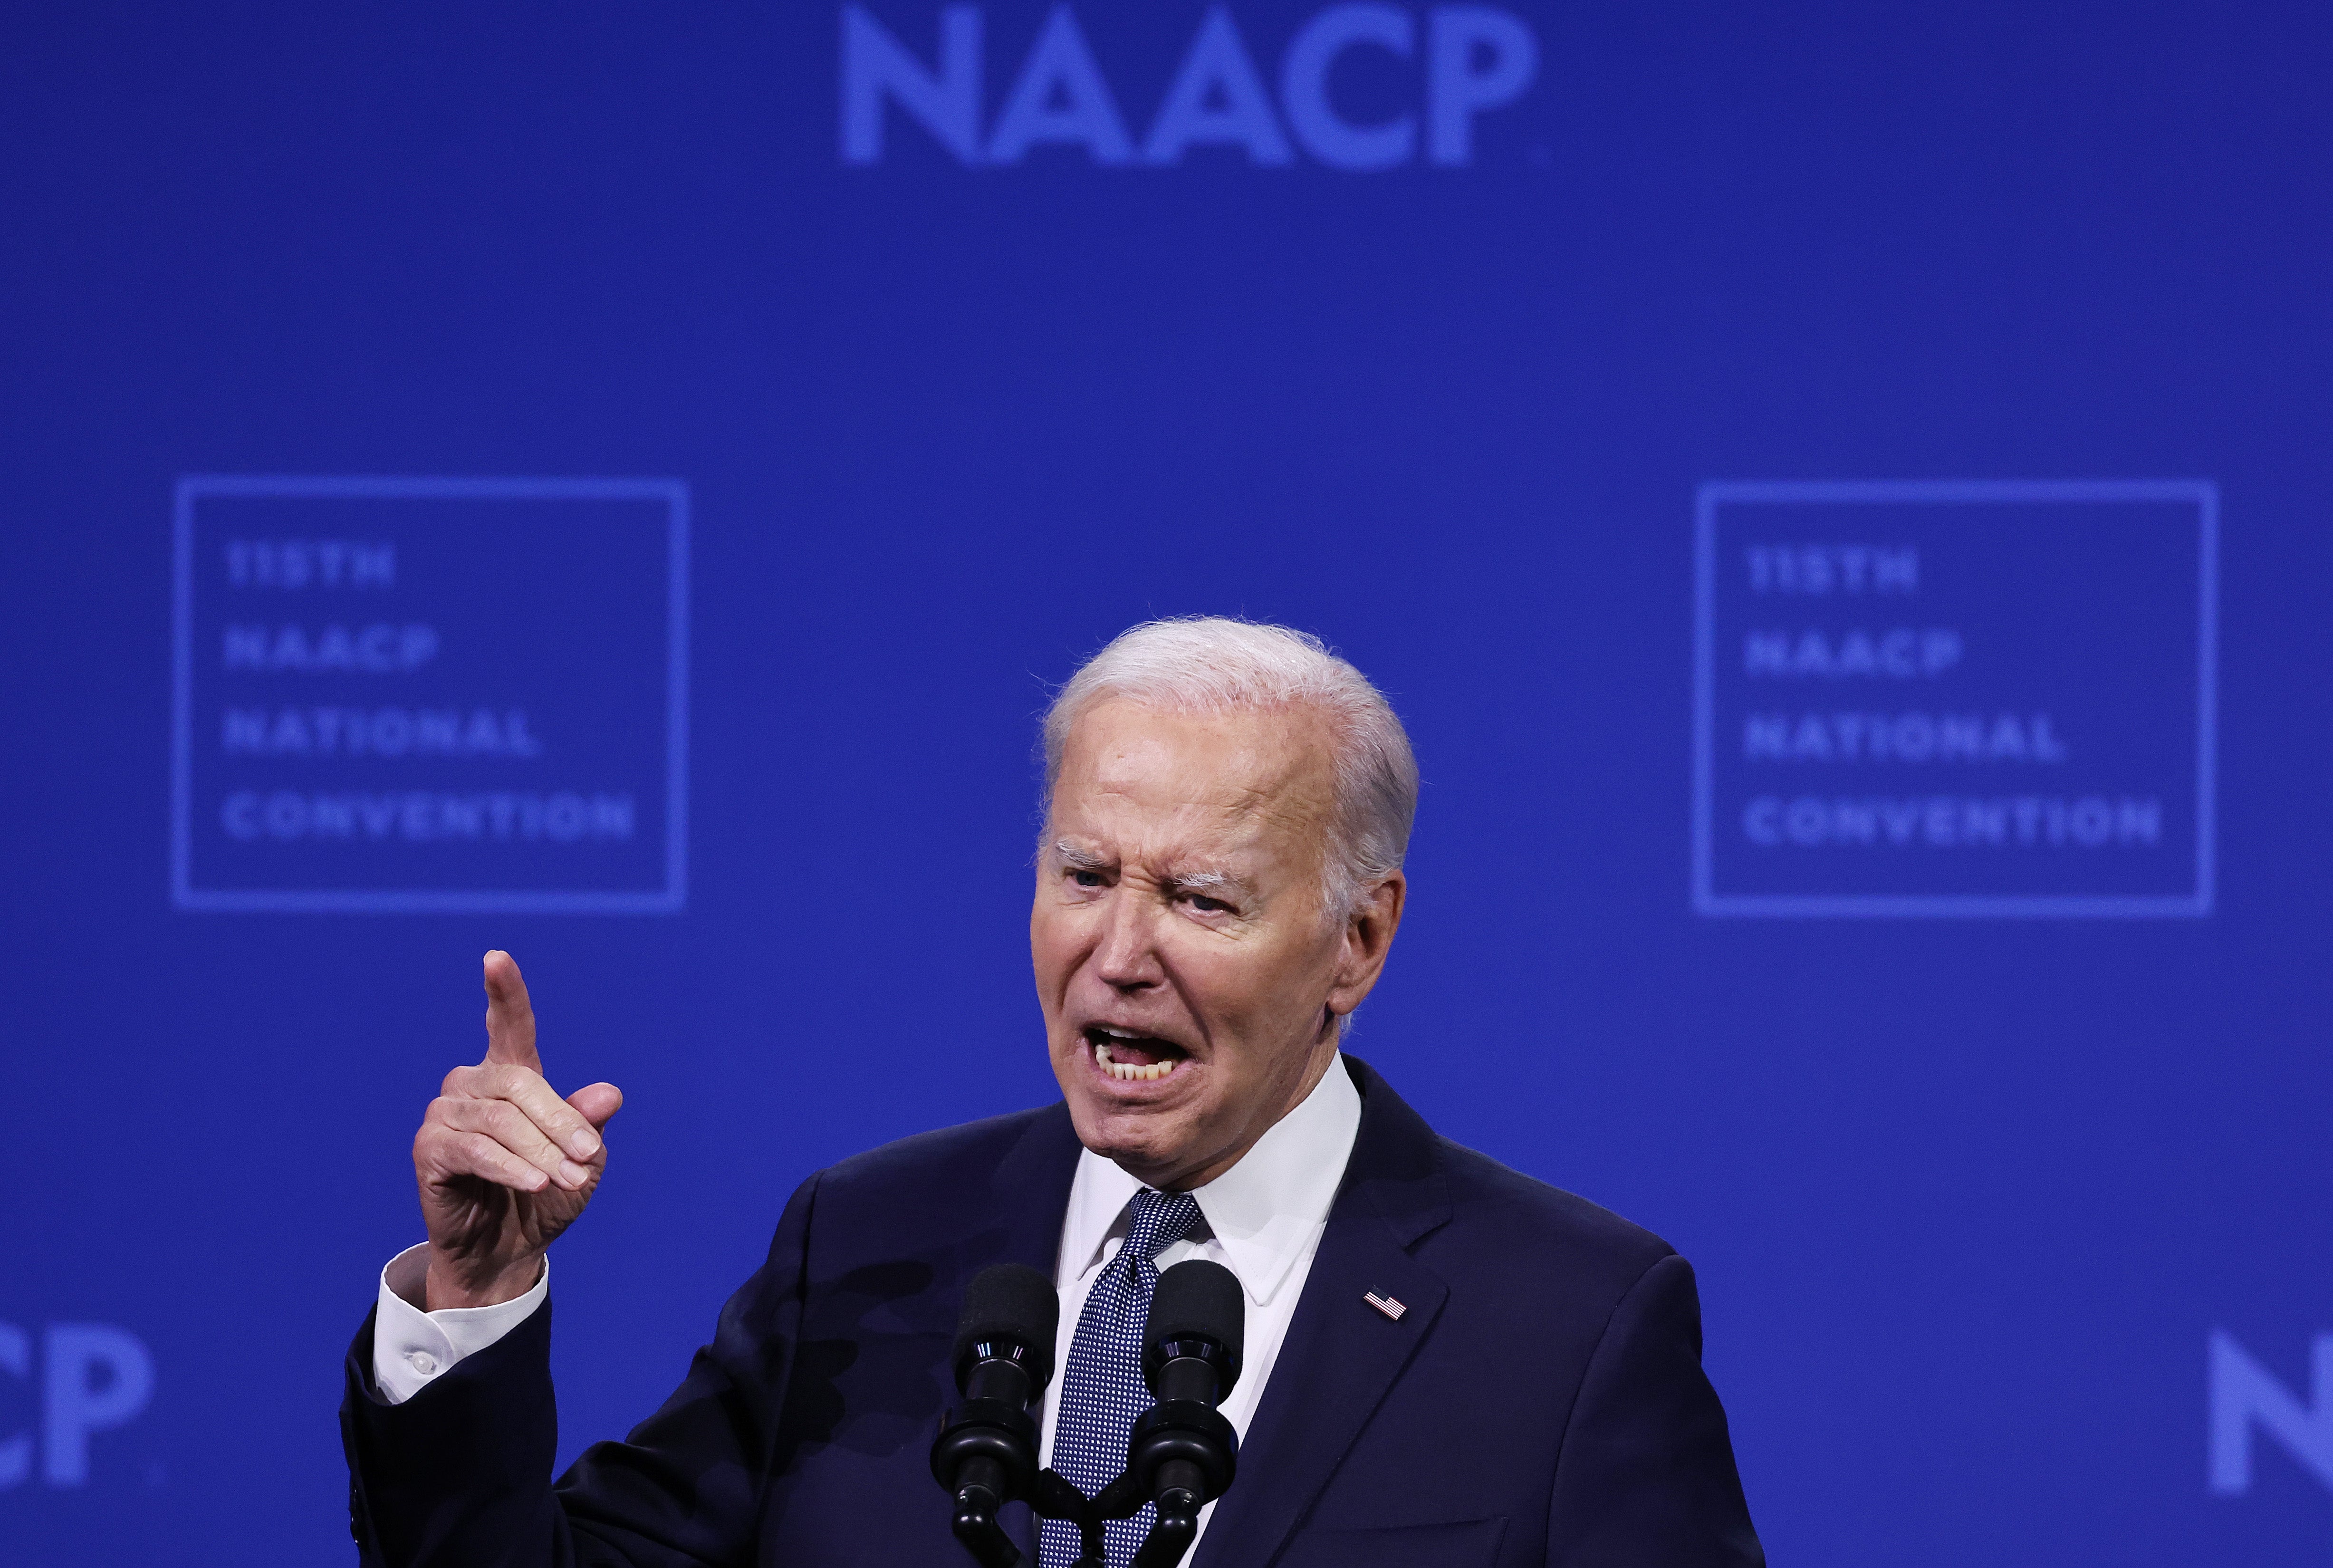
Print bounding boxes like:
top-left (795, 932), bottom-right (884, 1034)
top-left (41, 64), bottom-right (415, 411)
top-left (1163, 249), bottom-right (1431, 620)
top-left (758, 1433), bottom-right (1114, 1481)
top-left (341, 618), bottom-right (1763, 1568)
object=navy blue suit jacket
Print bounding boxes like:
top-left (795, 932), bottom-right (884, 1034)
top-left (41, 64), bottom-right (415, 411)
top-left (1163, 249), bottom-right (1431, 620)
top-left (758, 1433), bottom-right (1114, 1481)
top-left (341, 1057), bottom-right (1763, 1567)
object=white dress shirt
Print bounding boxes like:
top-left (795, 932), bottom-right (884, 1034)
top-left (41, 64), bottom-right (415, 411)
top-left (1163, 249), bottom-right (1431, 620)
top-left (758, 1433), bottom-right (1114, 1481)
top-left (373, 1055), bottom-right (1364, 1552)
top-left (372, 1243), bottom-right (549, 1404)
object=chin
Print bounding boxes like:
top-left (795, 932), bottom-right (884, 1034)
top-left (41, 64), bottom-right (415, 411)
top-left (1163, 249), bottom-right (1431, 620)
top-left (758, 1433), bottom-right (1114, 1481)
top-left (1065, 1094), bottom-right (1191, 1174)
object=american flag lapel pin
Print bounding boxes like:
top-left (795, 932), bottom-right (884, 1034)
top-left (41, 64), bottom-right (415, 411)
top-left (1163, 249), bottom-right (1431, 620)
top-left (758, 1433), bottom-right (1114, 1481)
top-left (1363, 1290), bottom-right (1407, 1321)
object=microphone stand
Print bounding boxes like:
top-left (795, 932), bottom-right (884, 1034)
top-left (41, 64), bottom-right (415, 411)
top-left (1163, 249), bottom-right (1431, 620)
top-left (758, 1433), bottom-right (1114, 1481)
top-left (1028, 1463), bottom-right (1202, 1568)
top-left (939, 1449), bottom-right (1176, 1568)
top-left (943, 1379), bottom-right (1236, 1567)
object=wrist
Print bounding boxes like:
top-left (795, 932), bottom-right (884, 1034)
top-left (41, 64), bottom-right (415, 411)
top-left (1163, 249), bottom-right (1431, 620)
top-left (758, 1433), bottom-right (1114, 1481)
top-left (423, 1251), bottom-right (544, 1311)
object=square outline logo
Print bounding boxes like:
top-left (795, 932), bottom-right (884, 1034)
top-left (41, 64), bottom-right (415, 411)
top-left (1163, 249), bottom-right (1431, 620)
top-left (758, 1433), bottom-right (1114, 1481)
top-left (1690, 479), bottom-right (2218, 919)
top-left (171, 474), bottom-right (690, 914)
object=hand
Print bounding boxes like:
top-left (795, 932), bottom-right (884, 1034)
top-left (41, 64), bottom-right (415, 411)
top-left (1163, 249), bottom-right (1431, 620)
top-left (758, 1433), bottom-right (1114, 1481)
top-left (412, 951), bottom-right (624, 1310)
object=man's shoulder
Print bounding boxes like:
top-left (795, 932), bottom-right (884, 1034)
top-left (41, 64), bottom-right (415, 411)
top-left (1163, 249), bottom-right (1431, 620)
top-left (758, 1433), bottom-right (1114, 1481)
top-left (1346, 1058), bottom-right (1676, 1292)
top-left (1431, 1135), bottom-right (1677, 1280)
top-left (785, 1100), bottom-right (1082, 1272)
top-left (817, 1101), bottom-right (1074, 1195)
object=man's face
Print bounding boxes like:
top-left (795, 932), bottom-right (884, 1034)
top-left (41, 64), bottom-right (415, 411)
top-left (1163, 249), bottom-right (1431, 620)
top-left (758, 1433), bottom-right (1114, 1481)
top-left (1031, 697), bottom-right (1402, 1191)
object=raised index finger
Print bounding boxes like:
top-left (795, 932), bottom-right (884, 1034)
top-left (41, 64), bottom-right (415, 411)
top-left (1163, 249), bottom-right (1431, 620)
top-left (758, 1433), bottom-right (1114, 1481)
top-left (482, 949), bottom-right (540, 1071)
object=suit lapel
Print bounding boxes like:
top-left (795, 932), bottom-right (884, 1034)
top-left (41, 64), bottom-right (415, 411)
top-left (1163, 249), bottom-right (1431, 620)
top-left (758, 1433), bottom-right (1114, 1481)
top-left (991, 1100), bottom-right (1083, 1276)
top-left (1193, 1059), bottom-right (1452, 1568)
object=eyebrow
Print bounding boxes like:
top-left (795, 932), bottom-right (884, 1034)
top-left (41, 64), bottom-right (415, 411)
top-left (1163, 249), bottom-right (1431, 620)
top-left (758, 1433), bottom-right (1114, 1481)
top-left (1167, 869), bottom-right (1239, 895)
top-left (1053, 839), bottom-right (1110, 872)
top-left (1051, 841), bottom-right (1255, 899)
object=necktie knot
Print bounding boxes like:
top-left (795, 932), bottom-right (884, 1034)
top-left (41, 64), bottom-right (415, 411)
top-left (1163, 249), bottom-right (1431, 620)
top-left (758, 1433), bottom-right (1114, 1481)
top-left (1120, 1189), bottom-right (1201, 1276)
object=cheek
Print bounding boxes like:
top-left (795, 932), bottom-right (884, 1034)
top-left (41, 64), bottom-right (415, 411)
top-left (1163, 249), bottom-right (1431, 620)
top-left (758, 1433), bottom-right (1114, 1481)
top-left (1027, 904), bottom-right (1086, 1000)
top-left (1166, 939), bottom-right (1277, 1028)
top-left (1175, 933), bottom-right (1333, 1036)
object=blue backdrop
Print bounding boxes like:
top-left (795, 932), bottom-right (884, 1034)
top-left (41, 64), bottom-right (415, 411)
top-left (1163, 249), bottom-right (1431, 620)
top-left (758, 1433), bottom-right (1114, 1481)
top-left (5, 0), bottom-right (2330, 1562)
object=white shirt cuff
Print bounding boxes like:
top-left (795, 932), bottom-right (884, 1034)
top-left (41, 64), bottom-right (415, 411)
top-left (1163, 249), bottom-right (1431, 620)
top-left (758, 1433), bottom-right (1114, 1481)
top-left (370, 1243), bottom-right (548, 1405)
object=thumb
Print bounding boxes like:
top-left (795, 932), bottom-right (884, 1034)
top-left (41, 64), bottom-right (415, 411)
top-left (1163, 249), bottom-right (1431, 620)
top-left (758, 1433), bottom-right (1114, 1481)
top-left (481, 949), bottom-right (542, 1070)
top-left (568, 1081), bottom-right (624, 1131)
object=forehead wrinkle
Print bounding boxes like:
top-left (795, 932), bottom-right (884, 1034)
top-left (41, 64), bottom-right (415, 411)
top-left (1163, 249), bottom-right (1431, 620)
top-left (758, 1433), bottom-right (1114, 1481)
top-left (1085, 725), bottom-right (1329, 816)
top-left (1112, 778), bottom-right (1328, 853)
top-left (1071, 781), bottom-right (1272, 845)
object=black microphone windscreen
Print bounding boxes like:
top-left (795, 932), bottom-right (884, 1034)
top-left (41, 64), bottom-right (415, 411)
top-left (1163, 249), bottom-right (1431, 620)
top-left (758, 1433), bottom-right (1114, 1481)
top-left (952, 1263), bottom-right (1060, 1392)
top-left (1146, 1259), bottom-right (1246, 1391)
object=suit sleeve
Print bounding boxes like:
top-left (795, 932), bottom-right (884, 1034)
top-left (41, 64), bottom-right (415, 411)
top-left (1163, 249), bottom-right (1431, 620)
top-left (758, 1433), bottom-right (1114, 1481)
top-left (1543, 1252), bottom-right (1765, 1568)
top-left (341, 1172), bottom-right (822, 1568)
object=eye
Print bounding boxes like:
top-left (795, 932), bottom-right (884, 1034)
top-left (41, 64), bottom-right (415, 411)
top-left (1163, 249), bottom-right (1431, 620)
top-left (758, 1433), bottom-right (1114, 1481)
top-left (1071, 869), bottom-right (1105, 888)
top-left (1188, 894), bottom-right (1231, 914)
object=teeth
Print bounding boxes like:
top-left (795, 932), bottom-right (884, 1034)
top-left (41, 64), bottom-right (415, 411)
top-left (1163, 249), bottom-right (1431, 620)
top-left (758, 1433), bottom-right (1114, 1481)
top-left (1092, 1040), bottom-right (1177, 1083)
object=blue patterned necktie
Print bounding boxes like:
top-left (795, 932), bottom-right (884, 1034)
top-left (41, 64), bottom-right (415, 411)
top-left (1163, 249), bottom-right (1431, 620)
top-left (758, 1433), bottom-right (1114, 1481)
top-left (1041, 1188), bottom-right (1205, 1568)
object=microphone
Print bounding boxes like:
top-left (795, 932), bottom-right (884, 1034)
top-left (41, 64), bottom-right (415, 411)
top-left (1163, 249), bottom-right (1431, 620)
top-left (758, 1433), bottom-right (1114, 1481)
top-left (931, 1264), bottom-right (1059, 1568)
top-left (1123, 1259), bottom-right (1245, 1567)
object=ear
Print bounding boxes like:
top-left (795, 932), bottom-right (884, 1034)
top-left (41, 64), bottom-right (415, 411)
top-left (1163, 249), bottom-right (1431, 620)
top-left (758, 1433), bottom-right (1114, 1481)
top-left (1325, 871), bottom-right (1406, 1020)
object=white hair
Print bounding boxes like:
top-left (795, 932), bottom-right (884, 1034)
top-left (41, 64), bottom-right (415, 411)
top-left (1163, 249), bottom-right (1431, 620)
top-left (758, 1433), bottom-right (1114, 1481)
top-left (1040, 617), bottom-right (1419, 921)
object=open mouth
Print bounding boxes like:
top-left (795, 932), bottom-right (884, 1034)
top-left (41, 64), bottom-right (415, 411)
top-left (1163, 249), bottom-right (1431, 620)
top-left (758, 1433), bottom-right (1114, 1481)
top-left (1084, 1024), bottom-right (1190, 1084)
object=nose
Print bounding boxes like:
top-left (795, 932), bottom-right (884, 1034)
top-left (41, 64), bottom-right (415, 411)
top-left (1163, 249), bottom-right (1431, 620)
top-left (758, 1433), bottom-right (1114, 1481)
top-left (1092, 886), bottom-right (1164, 993)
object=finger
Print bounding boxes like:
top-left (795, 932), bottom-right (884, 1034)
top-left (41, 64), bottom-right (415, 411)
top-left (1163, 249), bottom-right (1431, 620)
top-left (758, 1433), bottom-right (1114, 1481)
top-left (567, 1082), bottom-right (624, 1134)
top-left (436, 1097), bottom-right (593, 1190)
top-left (457, 1062), bottom-right (604, 1163)
top-left (424, 1127), bottom-right (551, 1193)
top-left (481, 950), bottom-right (540, 1071)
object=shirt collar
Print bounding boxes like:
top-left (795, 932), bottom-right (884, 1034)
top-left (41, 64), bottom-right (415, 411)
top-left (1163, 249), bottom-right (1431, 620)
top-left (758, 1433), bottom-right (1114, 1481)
top-left (1057, 1052), bottom-right (1363, 1309)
